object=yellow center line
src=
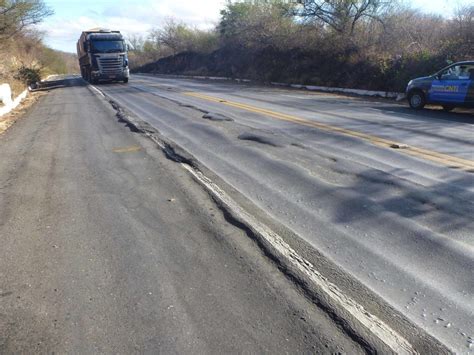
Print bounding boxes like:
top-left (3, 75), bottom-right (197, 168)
top-left (112, 145), bottom-right (142, 153)
top-left (184, 92), bottom-right (474, 171)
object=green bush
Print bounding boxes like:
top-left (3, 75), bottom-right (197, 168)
top-left (14, 66), bottom-right (42, 86)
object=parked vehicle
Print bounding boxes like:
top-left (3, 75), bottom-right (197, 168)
top-left (77, 28), bottom-right (130, 84)
top-left (406, 61), bottom-right (474, 111)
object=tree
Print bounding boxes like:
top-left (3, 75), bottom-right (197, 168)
top-left (450, 5), bottom-right (474, 57)
top-left (218, 0), bottom-right (298, 50)
top-left (149, 19), bottom-right (218, 56)
top-left (295, 0), bottom-right (391, 35)
top-left (0, 0), bottom-right (53, 41)
top-left (126, 34), bottom-right (146, 52)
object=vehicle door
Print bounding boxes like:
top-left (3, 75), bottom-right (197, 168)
top-left (428, 64), bottom-right (473, 104)
top-left (466, 67), bottom-right (474, 105)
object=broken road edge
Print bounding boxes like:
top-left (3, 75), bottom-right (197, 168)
top-left (88, 83), bottom-right (451, 355)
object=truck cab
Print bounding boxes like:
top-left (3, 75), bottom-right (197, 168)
top-left (77, 28), bottom-right (130, 84)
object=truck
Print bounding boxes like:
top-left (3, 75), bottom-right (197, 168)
top-left (406, 61), bottom-right (474, 111)
top-left (77, 28), bottom-right (130, 84)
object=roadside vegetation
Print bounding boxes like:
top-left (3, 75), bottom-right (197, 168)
top-left (0, 0), bottom-right (77, 97)
top-left (130, 0), bottom-right (473, 92)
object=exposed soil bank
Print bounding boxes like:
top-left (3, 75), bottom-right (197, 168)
top-left (134, 46), bottom-right (449, 92)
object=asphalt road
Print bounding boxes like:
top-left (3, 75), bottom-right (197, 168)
top-left (96, 74), bottom-right (474, 353)
top-left (0, 77), bottom-right (365, 353)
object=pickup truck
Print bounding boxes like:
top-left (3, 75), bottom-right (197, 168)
top-left (406, 61), bottom-right (474, 111)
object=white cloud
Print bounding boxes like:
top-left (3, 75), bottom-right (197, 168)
top-left (38, 0), bottom-right (226, 52)
top-left (38, 16), bottom-right (152, 53)
top-left (102, 1), bottom-right (224, 25)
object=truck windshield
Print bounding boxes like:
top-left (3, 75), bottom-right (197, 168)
top-left (91, 41), bottom-right (125, 53)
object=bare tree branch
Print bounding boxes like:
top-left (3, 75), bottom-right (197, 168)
top-left (295, 0), bottom-right (391, 35)
top-left (0, 0), bottom-right (53, 40)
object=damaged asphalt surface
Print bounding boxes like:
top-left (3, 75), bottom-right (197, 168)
top-left (0, 77), bottom-right (367, 353)
top-left (96, 74), bottom-right (473, 353)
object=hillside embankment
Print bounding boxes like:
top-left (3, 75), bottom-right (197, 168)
top-left (134, 47), bottom-right (458, 93)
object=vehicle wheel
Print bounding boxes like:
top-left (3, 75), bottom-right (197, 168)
top-left (408, 90), bottom-right (426, 110)
top-left (123, 78), bottom-right (129, 83)
top-left (442, 105), bottom-right (455, 112)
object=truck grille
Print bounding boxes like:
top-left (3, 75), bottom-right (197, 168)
top-left (98, 57), bottom-right (123, 75)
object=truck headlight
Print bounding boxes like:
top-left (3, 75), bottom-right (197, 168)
top-left (124, 58), bottom-right (128, 67)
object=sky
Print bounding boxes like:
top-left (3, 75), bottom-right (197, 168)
top-left (38, 0), bottom-right (472, 53)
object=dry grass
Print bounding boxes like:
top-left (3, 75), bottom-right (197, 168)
top-left (9, 78), bottom-right (26, 97)
top-left (0, 48), bottom-right (28, 97)
top-left (0, 91), bottom-right (46, 135)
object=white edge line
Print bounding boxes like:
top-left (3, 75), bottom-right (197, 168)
top-left (91, 83), bottom-right (416, 354)
top-left (181, 163), bottom-right (416, 355)
top-left (90, 85), bottom-right (105, 97)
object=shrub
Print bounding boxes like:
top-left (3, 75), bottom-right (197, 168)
top-left (14, 66), bottom-right (41, 86)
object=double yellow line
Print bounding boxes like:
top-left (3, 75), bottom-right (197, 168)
top-left (184, 92), bottom-right (474, 172)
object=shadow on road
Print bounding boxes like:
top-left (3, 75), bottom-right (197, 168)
top-left (31, 76), bottom-right (86, 91)
top-left (93, 81), bottom-right (130, 86)
top-left (171, 78), bottom-right (474, 125)
top-left (379, 105), bottom-right (474, 124)
top-left (331, 168), bottom-right (474, 236)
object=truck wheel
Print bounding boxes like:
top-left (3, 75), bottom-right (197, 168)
top-left (123, 78), bottom-right (129, 83)
top-left (442, 105), bottom-right (455, 112)
top-left (408, 90), bottom-right (426, 110)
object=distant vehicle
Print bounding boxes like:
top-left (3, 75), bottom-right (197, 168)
top-left (77, 28), bottom-right (130, 84)
top-left (406, 61), bottom-right (474, 111)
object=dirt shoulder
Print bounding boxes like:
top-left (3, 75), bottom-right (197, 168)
top-left (0, 91), bottom-right (46, 135)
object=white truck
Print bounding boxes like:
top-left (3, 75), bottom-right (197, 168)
top-left (77, 28), bottom-right (130, 84)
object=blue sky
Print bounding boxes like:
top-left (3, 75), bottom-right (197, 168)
top-left (38, 0), bottom-right (472, 53)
